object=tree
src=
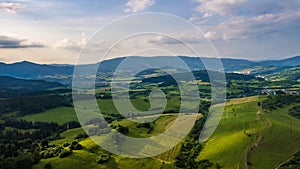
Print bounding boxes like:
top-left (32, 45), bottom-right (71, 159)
top-left (95, 154), bottom-right (110, 164)
top-left (59, 148), bottom-right (72, 158)
top-left (70, 141), bottom-right (83, 150)
top-left (41, 139), bottom-right (49, 147)
top-left (116, 125), bottom-right (129, 134)
top-left (44, 163), bottom-right (52, 169)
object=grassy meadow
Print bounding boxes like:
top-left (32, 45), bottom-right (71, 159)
top-left (12, 95), bottom-right (300, 169)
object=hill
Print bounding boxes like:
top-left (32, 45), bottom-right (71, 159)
top-left (198, 95), bottom-right (300, 169)
top-left (261, 56), bottom-right (300, 66)
top-left (0, 76), bottom-right (65, 97)
top-left (0, 61), bottom-right (73, 78)
top-left (1, 56), bottom-right (300, 84)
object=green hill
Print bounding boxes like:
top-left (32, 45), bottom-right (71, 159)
top-left (197, 96), bottom-right (300, 169)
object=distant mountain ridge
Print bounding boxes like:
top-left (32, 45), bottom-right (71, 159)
top-left (0, 61), bottom-right (73, 78)
top-left (1, 55), bottom-right (300, 82)
top-left (260, 55), bottom-right (300, 66)
top-left (0, 76), bottom-right (65, 97)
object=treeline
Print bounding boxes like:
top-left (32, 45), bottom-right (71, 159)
top-left (261, 95), bottom-right (300, 111)
top-left (0, 119), bottom-right (81, 159)
top-left (4, 119), bottom-right (59, 131)
top-left (288, 106), bottom-right (300, 119)
top-left (0, 88), bottom-right (72, 98)
top-left (0, 94), bottom-right (73, 116)
top-left (279, 151), bottom-right (300, 169)
top-left (0, 75), bottom-right (66, 98)
top-left (3, 119), bottom-right (80, 135)
top-left (1, 152), bottom-right (41, 169)
top-left (175, 101), bottom-right (219, 168)
top-left (142, 70), bottom-right (261, 85)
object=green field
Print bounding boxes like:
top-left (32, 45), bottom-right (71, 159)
top-left (248, 104), bottom-right (300, 169)
top-left (20, 97), bottom-right (182, 125)
top-left (197, 96), bottom-right (300, 169)
top-left (21, 107), bottom-right (78, 125)
top-left (97, 97), bottom-right (181, 116)
top-left (32, 113), bottom-right (181, 169)
top-left (51, 128), bottom-right (86, 145)
top-left (15, 96), bottom-right (300, 169)
top-left (197, 97), bottom-right (265, 168)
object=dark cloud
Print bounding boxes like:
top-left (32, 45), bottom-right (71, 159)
top-left (0, 35), bottom-right (45, 48)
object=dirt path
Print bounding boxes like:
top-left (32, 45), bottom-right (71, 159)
top-left (243, 113), bottom-right (272, 169)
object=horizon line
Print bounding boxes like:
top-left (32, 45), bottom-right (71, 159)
top-left (1, 55), bottom-right (300, 65)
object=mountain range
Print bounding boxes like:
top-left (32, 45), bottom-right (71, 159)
top-left (1, 55), bottom-right (300, 83)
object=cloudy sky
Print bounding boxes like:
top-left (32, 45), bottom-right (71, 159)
top-left (0, 0), bottom-right (300, 64)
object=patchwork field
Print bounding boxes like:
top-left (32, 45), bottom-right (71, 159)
top-left (13, 96), bottom-right (300, 169)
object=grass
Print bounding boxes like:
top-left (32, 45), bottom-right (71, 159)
top-left (97, 97), bottom-right (181, 116)
top-left (32, 150), bottom-right (103, 169)
top-left (19, 96), bottom-right (182, 126)
top-left (51, 128), bottom-right (86, 145)
top-left (248, 104), bottom-right (300, 169)
top-left (34, 112), bottom-right (180, 168)
top-left (197, 97), bottom-right (266, 169)
top-left (226, 95), bottom-right (258, 105)
top-left (112, 114), bottom-right (178, 138)
top-left (154, 143), bottom-right (182, 163)
top-left (112, 114), bottom-right (181, 162)
top-left (21, 107), bottom-right (78, 125)
top-left (198, 96), bottom-right (300, 169)
top-left (116, 157), bottom-right (171, 169)
top-left (23, 95), bottom-right (300, 169)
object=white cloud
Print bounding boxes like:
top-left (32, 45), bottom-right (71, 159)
top-left (190, 0), bottom-right (300, 42)
top-left (204, 31), bottom-right (217, 39)
top-left (53, 33), bottom-right (87, 49)
top-left (203, 12), bottom-right (213, 18)
top-left (0, 2), bottom-right (25, 14)
top-left (216, 10), bottom-right (300, 40)
top-left (124, 0), bottom-right (155, 13)
top-left (196, 0), bottom-right (246, 16)
top-left (53, 38), bottom-right (78, 49)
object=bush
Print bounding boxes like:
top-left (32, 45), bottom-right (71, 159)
top-left (116, 125), bottom-right (129, 134)
top-left (44, 163), bottom-right (52, 169)
top-left (73, 144), bottom-right (82, 150)
top-left (63, 142), bottom-right (70, 147)
top-left (41, 151), bottom-right (54, 159)
top-left (137, 122), bottom-right (151, 129)
top-left (59, 148), bottom-right (72, 158)
top-left (41, 139), bottom-right (49, 147)
top-left (70, 141), bottom-right (83, 150)
top-left (75, 133), bottom-right (88, 140)
top-left (95, 154), bottom-right (110, 164)
top-left (14, 154), bottom-right (35, 169)
top-left (40, 146), bottom-right (64, 159)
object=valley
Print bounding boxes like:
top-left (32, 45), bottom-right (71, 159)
top-left (0, 56), bottom-right (300, 169)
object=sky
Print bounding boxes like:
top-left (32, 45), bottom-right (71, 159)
top-left (0, 0), bottom-right (300, 64)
